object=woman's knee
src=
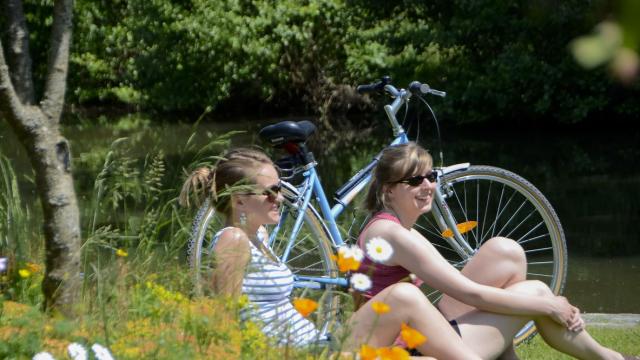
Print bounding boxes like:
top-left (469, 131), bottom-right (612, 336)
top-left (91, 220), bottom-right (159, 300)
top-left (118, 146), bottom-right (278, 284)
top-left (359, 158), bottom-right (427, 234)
top-left (509, 279), bottom-right (553, 297)
top-left (385, 282), bottom-right (428, 307)
top-left (484, 237), bottom-right (526, 265)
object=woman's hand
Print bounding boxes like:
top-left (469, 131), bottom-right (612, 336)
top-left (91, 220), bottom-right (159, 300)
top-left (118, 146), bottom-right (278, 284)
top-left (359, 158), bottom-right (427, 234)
top-left (549, 296), bottom-right (576, 327)
top-left (567, 305), bottom-right (586, 332)
top-left (549, 296), bottom-right (585, 332)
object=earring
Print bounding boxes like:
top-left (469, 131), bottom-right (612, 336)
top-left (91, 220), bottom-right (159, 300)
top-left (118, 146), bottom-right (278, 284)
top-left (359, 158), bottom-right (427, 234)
top-left (240, 212), bottom-right (247, 227)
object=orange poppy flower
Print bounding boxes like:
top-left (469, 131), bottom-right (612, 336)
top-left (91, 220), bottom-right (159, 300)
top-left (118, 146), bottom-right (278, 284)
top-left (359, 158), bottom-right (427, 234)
top-left (371, 301), bottom-right (391, 314)
top-left (400, 322), bottom-right (427, 349)
top-left (376, 346), bottom-right (410, 360)
top-left (292, 298), bottom-right (318, 317)
top-left (25, 262), bottom-right (42, 273)
top-left (331, 252), bottom-right (361, 273)
top-left (441, 220), bottom-right (478, 238)
top-left (359, 344), bottom-right (377, 360)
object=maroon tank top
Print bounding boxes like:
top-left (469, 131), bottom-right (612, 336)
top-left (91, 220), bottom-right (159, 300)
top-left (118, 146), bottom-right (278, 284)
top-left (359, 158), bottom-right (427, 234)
top-left (356, 212), bottom-right (412, 298)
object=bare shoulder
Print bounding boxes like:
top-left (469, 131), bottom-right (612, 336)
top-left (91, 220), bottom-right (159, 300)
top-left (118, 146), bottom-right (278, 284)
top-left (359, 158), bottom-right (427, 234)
top-left (364, 219), bottom-right (410, 243)
top-left (216, 227), bottom-right (250, 251)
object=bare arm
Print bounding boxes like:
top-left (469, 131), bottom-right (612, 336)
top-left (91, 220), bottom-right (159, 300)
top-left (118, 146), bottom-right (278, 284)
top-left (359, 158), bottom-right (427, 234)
top-left (365, 221), bottom-right (574, 325)
top-left (212, 228), bottom-right (251, 296)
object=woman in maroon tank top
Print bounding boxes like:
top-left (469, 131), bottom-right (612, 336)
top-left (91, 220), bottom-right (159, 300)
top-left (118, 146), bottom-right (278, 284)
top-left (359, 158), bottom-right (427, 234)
top-left (353, 142), bottom-right (627, 360)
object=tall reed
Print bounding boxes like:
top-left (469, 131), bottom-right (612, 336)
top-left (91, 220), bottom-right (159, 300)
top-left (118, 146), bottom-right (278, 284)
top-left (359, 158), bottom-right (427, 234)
top-left (0, 154), bottom-right (33, 262)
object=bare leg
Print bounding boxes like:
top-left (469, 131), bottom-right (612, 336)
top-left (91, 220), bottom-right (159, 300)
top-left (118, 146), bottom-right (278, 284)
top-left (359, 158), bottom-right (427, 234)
top-left (438, 236), bottom-right (527, 320)
top-left (454, 280), bottom-right (623, 360)
top-left (347, 282), bottom-right (481, 360)
top-left (435, 237), bottom-right (623, 359)
top-left (438, 237), bottom-right (526, 359)
top-left (509, 281), bottom-right (623, 360)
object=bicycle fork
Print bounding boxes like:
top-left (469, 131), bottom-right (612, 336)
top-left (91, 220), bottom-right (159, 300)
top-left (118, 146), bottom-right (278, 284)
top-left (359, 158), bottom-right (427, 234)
top-left (430, 163), bottom-right (476, 262)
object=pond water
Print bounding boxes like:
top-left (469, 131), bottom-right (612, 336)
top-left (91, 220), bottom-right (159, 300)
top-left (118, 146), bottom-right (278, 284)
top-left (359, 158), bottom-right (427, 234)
top-left (1, 115), bottom-right (639, 313)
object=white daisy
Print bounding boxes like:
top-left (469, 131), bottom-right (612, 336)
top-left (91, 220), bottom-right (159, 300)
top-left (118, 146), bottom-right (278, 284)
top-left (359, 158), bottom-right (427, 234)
top-left (350, 246), bottom-right (364, 262)
top-left (91, 344), bottom-right (114, 360)
top-left (338, 245), bottom-right (354, 259)
top-left (67, 343), bottom-right (88, 360)
top-left (350, 273), bottom-right (372, 292)
top-left (338, 245), bottom-right (363, 261)
top-left (365, 237), bottom-right (393, 263)
top-left (32, 352), bottom-right (55, 360)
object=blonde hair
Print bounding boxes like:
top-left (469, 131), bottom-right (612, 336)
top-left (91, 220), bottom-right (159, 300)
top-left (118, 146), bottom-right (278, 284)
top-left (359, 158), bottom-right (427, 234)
top-left (364, 142), bottom-right (433, 213)
top-left (179, 148), bottom-right (274, 215)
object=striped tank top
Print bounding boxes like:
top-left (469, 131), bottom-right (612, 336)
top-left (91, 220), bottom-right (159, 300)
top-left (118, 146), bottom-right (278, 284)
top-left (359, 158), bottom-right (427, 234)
top-left (213, 228), bottom-right (321, 346)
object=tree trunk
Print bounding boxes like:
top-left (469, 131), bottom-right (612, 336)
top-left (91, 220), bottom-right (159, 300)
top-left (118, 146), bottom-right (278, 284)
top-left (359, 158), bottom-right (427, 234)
top-left (1, 0), bottom-right (80, 315)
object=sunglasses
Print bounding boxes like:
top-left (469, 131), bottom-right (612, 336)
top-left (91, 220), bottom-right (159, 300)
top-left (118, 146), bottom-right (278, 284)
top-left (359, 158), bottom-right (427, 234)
top-left (247, 183), bottom-right (282, 201)
top-left (395, 171), bottom-right (438, 186)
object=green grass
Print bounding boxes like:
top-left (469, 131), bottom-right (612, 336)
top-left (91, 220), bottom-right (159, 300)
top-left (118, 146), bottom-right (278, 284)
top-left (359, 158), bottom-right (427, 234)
top-left (516, 326), bottom-right (640, 359)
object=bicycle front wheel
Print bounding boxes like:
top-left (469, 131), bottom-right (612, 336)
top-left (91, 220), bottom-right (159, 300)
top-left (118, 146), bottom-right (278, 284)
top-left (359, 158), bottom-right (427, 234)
top-left (417, 165), bottom-right (567, 344)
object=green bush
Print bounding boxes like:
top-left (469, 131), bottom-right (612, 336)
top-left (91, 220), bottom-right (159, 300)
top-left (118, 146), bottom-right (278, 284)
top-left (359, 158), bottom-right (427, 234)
top-left (8, 0), bottom-right (639, 124)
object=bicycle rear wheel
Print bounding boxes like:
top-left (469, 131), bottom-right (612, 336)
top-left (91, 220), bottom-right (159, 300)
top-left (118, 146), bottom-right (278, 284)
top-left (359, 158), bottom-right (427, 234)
top-left (187, 181), bottom-right (341, 339)
top-left (416, 165), bottom-right (567, 344)
top-left (268, 181), bottom-right (342, 337)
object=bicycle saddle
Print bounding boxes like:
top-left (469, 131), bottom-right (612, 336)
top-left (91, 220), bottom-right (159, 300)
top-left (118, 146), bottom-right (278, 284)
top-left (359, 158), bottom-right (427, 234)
top-left (259, 120), bottom-right (316, 146)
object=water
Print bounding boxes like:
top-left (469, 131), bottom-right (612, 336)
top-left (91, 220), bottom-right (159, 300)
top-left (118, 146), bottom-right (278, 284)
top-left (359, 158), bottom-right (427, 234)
top-left (1, 116), bottom-right (639, 313)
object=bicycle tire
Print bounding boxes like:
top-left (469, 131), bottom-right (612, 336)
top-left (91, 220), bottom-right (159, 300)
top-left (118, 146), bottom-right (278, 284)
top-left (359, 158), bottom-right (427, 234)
top-left (187, 181), bottom-right (341, 338)
top-left (416, 165), bottom-right (567, 345)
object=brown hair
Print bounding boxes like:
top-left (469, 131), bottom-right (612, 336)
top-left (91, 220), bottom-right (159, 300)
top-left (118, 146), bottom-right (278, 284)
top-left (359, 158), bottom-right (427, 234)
top-left (179, 148), bottom-right (274, 215)
top-left (364, 142), bottom-right (433, 213)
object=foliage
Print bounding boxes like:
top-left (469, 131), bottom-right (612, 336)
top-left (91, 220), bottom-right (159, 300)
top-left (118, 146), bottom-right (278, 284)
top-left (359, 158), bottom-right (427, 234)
top-left (8, 0), bottom-right (636, 125)
top-left (0, 286), bottom-right (269, 359)
top-left (0, 125), bottom-right (297, 359)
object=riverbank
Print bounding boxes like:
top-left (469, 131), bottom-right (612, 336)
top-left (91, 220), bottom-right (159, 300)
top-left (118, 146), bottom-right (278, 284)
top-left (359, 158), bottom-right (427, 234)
top-left (584, 313), bottom-right (640, 328)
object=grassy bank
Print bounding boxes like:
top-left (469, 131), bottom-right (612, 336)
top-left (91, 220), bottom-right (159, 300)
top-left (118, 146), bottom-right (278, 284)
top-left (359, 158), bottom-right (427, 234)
top-left (516, 325), bottom-right (640, 359)
top-left (3, 291), bottom-right (639, 359)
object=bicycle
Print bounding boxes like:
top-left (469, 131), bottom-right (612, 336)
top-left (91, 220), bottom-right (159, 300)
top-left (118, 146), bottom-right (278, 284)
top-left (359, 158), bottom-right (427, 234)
top-left (187, 76), bottom-right (568, 345)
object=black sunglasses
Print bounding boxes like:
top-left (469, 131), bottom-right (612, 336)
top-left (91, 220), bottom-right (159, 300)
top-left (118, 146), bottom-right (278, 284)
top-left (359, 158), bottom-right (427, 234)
top-left (248, 183), bottom-right (282, 201)
top-left (396, 172), bottom-right (438, 186)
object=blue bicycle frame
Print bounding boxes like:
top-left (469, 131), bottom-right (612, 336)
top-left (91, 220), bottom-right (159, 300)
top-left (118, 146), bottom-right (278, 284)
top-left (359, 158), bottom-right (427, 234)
top-left (268, 84), bottom-right (415, 288)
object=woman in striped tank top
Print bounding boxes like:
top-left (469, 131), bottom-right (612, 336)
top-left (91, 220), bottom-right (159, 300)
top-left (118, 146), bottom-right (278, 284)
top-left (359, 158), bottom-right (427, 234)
top-left (181, 147), bottom-right (480, 358)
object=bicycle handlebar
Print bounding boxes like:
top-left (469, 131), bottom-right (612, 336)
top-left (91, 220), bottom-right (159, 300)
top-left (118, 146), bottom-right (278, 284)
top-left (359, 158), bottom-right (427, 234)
top-left (357, 76), bottom-right (447, 137)
top-left (356, 76), bottom-right (446, 98)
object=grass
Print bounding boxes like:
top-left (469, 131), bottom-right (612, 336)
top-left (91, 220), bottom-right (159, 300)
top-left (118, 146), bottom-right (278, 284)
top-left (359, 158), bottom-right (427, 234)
top-left (516, 326), bottom-right (640, 359)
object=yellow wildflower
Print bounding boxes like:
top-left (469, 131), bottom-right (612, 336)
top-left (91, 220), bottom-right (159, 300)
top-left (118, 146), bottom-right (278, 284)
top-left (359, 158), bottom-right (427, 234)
top-left (400, 322), bottom-right (427, 349)
top-left (371, 301), bottom-right (390, 315)
top-left (116, 248), bottom-right (128, 257)
top-left (18, 269), bottom-right (31, 278)
top-left (292, 298), bottom-right (318, 318)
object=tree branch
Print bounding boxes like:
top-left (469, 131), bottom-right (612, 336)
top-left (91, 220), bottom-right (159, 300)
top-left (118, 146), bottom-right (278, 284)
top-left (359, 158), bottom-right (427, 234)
top-left (0, 39), bottom-right (29, 134)
top-left (3, 0), bottom-right (36, 104)
top-left (41, 0), bottom-right (74, 123)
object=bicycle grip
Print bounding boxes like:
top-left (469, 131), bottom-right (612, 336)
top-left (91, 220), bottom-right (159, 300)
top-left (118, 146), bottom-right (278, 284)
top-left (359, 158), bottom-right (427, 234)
top-left (356, 76), bottom-right (391, 94)
top-left (356, 83), bottom-right (380, 94)
top-left (409, 81), bottom-right (446, 97)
